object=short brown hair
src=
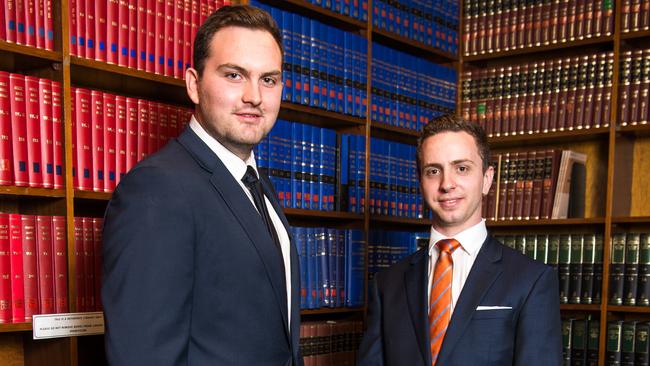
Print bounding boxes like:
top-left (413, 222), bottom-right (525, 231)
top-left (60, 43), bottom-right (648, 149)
top-left (192, 5), bottom-right (284, 77)
top-left (416, 114), bottom-right (492, 173)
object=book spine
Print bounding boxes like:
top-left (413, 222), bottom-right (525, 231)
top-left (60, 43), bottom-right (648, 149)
top-left (624, 233), bottom-right (641, 306)
top-left (104, 93), bottom-right (117, 192)
top-left (38, 79), bottom-right (53, 189)
top-left (136, 0), bottom-right (147, 70)
top-left (568, 234), bottom-right (584, 304)
top-left (610, 233), bottom-right (628, 306)
top-left (0, 213), bottom-right (10, 323)
top-left (10, 74), bottom-right (28, 187)
top-left (580, 234), bottom-right (596, 304)
top-left (635, 321), bottom-right (650, 366)
top-left (52, 81), bottom-right (63, 189)
top-left (622, 321), bottom-right (638, 365)
top-left (74, 88), bottom-right (93, 191)
top-left (52, 216), bottom-right (67, 313)
top-left (0, 72), bottom-right (12, 186)
top-left (606, 321), bottom-right (624, 364)
top-left (35, 215), bottom-right (54, 314)
top-left (558, 234), bottom-right (571, 303)
top-left (115, 95), bottom-right (127, 185)
top-left (73, 217), bottom-right (85, 312)
top-left (9, 214), bottom-right (24, 323)
top-left (21, 214), bottom-right (37, 321)
top-left (92, 218), bottom-right (103, 311)
top-left (24, 76), bottom-right (42, 188)
top-left (91, 90), bottom-right (105, 192)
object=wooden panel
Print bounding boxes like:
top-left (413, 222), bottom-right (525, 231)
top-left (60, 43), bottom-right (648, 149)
top-left (23, 335), bottom-right (71, 366)
top-left (0, 334), bottom-right (24, 366)
top-left (630, 137), bottom-right (650, 216)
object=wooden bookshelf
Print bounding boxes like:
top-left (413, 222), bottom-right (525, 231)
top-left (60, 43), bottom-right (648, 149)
top-left (369, 215), bottom-right (431, 228)
top-left (487, 127), bottom-right (611, 149)
top-left (73, 191), bottom-right (112, 201)
top-left (0, 187), bottom-right (66, 198)
top-left (0, 41), bottom-right (62, 62)
top-left (0, 323), bottom-right (33, 333)
top-left (611, 216), bottom-right (650, 224)
top-left (621, 29), bottom-right (650, 41)
top-left (372, 28), bottom-right (458, 64)
top-left (280, 102), bottom-right (366, 130)
top-left (486, 218), bottom-right (607, 227)
top-left (560, 304), bottom-right (602, 312)
top-left (284, 208), bottom-right (364, 221)
top-left (256, 0), bottom-right (367, 32)
top-left (607, 306), bottom-right (650, 314)
top-left (300, 307), bottom-right (365, 316)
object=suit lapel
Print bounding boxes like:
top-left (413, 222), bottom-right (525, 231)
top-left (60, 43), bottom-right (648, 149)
top-left (177, 128), bottom-right (291, 340)
top-left (404, 248), bottom-right (430, 365)
top-left (437, 237), bottom-right (503, 365)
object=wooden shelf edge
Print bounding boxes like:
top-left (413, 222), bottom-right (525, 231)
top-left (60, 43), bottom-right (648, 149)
top-left (463, 35), bottom-right (614, 62)
top-left (488, 127), bottom-right (611, 147)
top-left (617, 124), bottom-right (650, 134)
top-left (70, 57), bottom-right (186, 87)
top-left (621, 29), bottom-right (650, 40)
top-left (0, 322), bottom-right (33, 333)
top-left (74, 190), bottom-right (113, 201)
top-left (0, 186), bottom-right (65, 198)
top-left (560, 304), bottom-right (602, 311)
top-left (284, 208), bottom-right (364, 220)
top-left (370, 121), bottom-right (420, 137)
top-left (369, 215), bottom-right (431, 226)
top-left (280, 102), bottom-right (366, 126)
top-left (611, 216), bottom-right (650, 224)
top-left (263, 0), bottom-right (367, 30)
top-left (372, 28), bottom-right (458, 62)
top-left (0, 40), bottom-right (62, 61)
top-left (486, 217), bottom-right (606, 227)
top-left (607, 305), bottom-right (650, 313)
top-left (300, 307), bottom-right (364, 315)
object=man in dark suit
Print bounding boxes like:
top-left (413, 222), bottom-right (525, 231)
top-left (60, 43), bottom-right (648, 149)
top-left (102, 6), bottom-right (302, 365)
top-left (358, 115), bottom-right (562, 366)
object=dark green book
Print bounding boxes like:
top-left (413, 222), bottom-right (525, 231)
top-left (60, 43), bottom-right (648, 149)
top-left (525, 234), bottom-right (537, 260)
top-left (607, 320), bottom-right (624, 365)
top-left (503, 235), bottom-right (516, 250)
top-left (569, 234), bottom-right (584, 304)
top-left (571, 318), bottom-right (588, 366)
top-left (559, 234), bottom-right (572, 304)
top-left (593, 234), bottom-right (604, 304)
top-left (564, 318), bottom-right (575, 366)
top-left (536, 234), bottom-right (549, 265)
top-left (587, 318), bottom-right (600, 366)
top-left (549, 234), bottom-right (560, 272)
top-left (637, 234), bottom-right (650, 306)
top-left (624, 233), bottom-right (641, 306)
top-left (622, 321), bottom-right (638, 366)
top-left (516, 234), bottom-right (527, 254)
top-left (635, 322), bottom-right (650, 366)
top-left (610, 233), bottom-right (627, 306)
top-left (581, 234), bottom-right (596, 304)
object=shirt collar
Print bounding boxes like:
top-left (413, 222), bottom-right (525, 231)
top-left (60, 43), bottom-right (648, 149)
top-left (428, 219), bottom-right (488, 256)
top-left (189, 115), bottom-right (257, 181)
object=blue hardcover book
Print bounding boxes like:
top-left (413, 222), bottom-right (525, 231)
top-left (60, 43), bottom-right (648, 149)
top-left (316, 22), bottom-right (329, 110)
top-left (291, 122), bottom-right (302, 209)
top-left (291, 13), bottom-right (303, 105)
top-left (293, 226), bottom-right (308, 309)
top-left (300, 15), bottom-right (311, 106)
top-left (317, 127), bottom-right (327, 211)
top-left (325, 128), bottom-right (337, 211)
top-left (281, 10), bottom-right (294, 103)
top-left (280, 121), bottom-right (293, 208)
top-left (310, 227), bottom-right (321, 308)
top-left (326, 228), bottom-right (338, 307)
top-left (346, 229), bottom-right (365, 307)
top-left (353, 34), bottom-right (363, 118)
top-left (317, 228), bottom-right (328, 307)
top-left (360, 37), bottom-right (368, 118)
top-left (342, 134), bottom-right (356, 213)
top-left (309, 19), bottom-right (320, 108)
top-left (267, 120), bottom-right (281, 195)
top-left (335, 29), bottom-right (345, 114)
top-left (305, 227), bottom-right (314, 308)
top-left (380, 140), bottom-right (390, 215)
top-left (339, 134), bottom-right (349, 212)
top-left (337, 229), bottom-right (346, 306)
top-left (310, 125), bottom-right (321, 211)
top-left (399, 144), bottom-right (410, 217)
top-left (343, 32), bottom-right (354, 116)
top-left (361, 0), bottom-right (368, 21)
top-left (300, 124), bottom-right (311, 210)
top-left (357, 135), bottom-right (366, 214)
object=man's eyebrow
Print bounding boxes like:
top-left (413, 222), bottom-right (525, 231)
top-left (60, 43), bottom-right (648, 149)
top-left (217, 64), bottom-right (282, 79)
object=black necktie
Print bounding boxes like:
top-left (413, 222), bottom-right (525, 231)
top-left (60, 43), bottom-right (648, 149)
top-left (241, 166), bottom-right (283, 256)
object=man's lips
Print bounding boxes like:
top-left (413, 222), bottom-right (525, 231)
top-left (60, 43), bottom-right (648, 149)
top-left (438, 197), bottom-right (462, 208)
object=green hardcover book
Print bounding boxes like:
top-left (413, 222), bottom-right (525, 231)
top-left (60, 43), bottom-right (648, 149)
top-left (635, 322), bottom-right (650, 366)
top-left (559, 234), bottom-right (572, 304)
top-left (581, 234), bottom-right (596, 304)
top-left (622, 321), bottom-right (638, 366)
top-left (549, 234), bottom-right (561, 272)
top-left (516, 234), bottom-right (526, 254)
top-left (536, 234), bottom-right (549, 264)
top-left (610, 233), bottom-right (627, 306)
top-left (525, 234), bottom-right (537, 260)
top-left (571, 318), bottom-right (588, 365)
top-left (637, 234), bottom-right (650, 306)
top-left (624, 233), bottom-right (641, 306)
top-left (587, 318), bottom-right (600, 366)
top-left (607, 320), bottom-right (624, 365)
top-left (504, 235), bottom-right (516, 250)
top-left (563, 318), bottom-right (575, 365)
top-left (570, 234), bottom-right (584, 304)
top-left (594, 234), bottom-right (604, 304)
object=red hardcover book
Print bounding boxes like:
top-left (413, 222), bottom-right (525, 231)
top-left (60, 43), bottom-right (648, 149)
top-left (107, 0), bottom-right (119, 64)
top-left (154, 0), bottom-right (165, 74)
top-left (95, 0), bottom-right (107, 61)
top-left (74, 88), bottom-right (93, 191)
top-left (82, 218), bottom-right (95, 311)
top-left (583, 55), bottom-right (597, 128)
top-left (0, 72), bottom-right (12, 185)
top-left (505, 153), bottom-right (517, 220)
top-left (0, 213), bottom-right (10, 323)
top-left (25, 76), bottom-right (42, 188)
top-left (136, 0), bottom-right (147, 70)
top-left (118, 0), bottom-right (129, 67)
top-left (525, 0), bottom-right (535, 47)
top-left (51, 216), bottom-right (67, 313)
top-left (128, 0), bottom-right (137, 68)
top-left (541, 149), bottom-right (562, 219)
top-left (145, 0), bottom-right (156, 73)
top-left (0, 0), bottom-right (4, 41)
top-left (190, 0), bottom-right (199, 68)
top-left (14, 0), bottom-right (26, 45)
top-left (38, 78), bottom-right (53, 189)
top-left (44, 0), bottom-right (53, 50)
top-left (104, 93), bottom-right (117, 192)
top-left (71, 87), bottom-right (77, 188)
top-left (513, 152), bottom-right (527, 220)
top-left (73, 217), bottom-right (85, 312)
top-left (642, 0), bottom-right (650, 31)
top-left (4, 0), bottom-right (16, 43)
top-left (574, 56), bottom-right (589, 129)
top-left (640, 51), bottom-right (650, 125)
top-left (604, 0), bottom-right (614, 35)
top-left (21, 214), bottom-right (37, 321)
top-left (157, 102), bottom-right (169, 148)
top-left (486, 154), bottom-right (499, 220)
top-left (622, 0), bottom-right (631, 32)
top-left (125, 97), bottom-right (138, 172)
top-left (51, 81), bottom-right (63, 189)
top-left (35, 0), bottom-right (43, 49)
top-left (24, 0), bottom-right (36, 47)
top-left (164, 0), bottom-right (174, 76)
top-left (10, 73), bottom-right (28, 187)
top-left (35, 215), bottom-right (53, 315)
top-left (602, 52), bottom-right (614, 127)
top-left (168, 104), bottom-right (179, 139)
top-left (531, 151), bottom-right (545, 219)
top-left (85, 0), bottom-right (95, 60)
top-left (9, 214), bottom-right (24, 323)
top-left (92, 218), bottom-right (103, 311)
top-left (522, 152), bottom-right (536, 219)
top-left (76, 0), bottom-right (86, 57)
top-left (115, 95), bottom-right (127, 185)
top-left (183, 0), bottom-right (191, 73)
top-left (147, 100), bottom-right (158, 155)
top-left (173, 0), bottom-right (184, 79)
top-left (91, 90), bottom-right (105, 192)
top-left (137, 99), bottom-right (149, 162)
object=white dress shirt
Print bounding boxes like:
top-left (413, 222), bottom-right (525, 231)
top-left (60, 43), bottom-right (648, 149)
top-left (190, 116), bottom-right (292, 327)
top-left (427, 220), bottom-right (488, 315)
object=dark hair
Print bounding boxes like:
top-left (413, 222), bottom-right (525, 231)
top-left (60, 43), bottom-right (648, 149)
top-left (192, 5), bottom-right (284, 77)
top-left (416, 114), bottom-right (492, 173)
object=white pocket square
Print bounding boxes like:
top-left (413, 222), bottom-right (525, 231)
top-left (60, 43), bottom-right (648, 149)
top-left (476, 306), bottom-right (512, 310)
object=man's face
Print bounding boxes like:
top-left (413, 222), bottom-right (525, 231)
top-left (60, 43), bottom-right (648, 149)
top-left (186, 26), bottom-right (283, 160)
top-left (419, 131), bottom-right (494, 237)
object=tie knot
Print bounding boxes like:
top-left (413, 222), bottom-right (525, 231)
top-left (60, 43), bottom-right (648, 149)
top-left (241, 166), bottom-right (259, 187)
top-left (436, 238), bottom-right (461, 255)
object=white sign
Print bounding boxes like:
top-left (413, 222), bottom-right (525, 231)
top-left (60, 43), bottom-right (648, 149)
top-left (32, 312), bottom-right (105, 340)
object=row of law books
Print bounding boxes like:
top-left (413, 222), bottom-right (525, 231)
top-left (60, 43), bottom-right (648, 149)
top-left (461, 52), bottom-right (614, 138)
top-left (69, 0), bottom-right (229, 78)
top-left (606, 320), bottom-right (650, 366)
top-left (72, 217), bottom-right (104, 314)
top-left (462, 0), bottom-right (614, 56)
top-left (292, 227), bottom-right (364, 310)
top-left (71, 87), bottom-right (192, 193)
top-left (497, 233), bottom-right (604, 305)
top-left (0, 72), bottom-right (64, 189)
top-left (621, 0), bottom-right (650, 33)
top-left (0, 214), bottom-right (68, 324)
top-left (1, 0), bottom-right (55, 50)
top-left (372, 42), bottom-right (456, 132)
top-left (256, 1), bottom-right (369, 118)
top-left (619, 49), bottom-right (650, 127)
top-left (562, 317), bottom-right (600, 366)
top-left (300, 320), bottom-right (362, 366)
top-left (609, 232), bottom-right (650, 307)
top-left (368, 229), bottom-right (428, 277)
top-left (484, 149), bottom-right (587, 222)
top-left (303, 0), bottom-right (368, 21)
top-left (372, 0), bottom-right (459, 54)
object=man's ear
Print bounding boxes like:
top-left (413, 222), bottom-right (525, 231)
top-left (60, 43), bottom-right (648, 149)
top-left (482, 165), bottom-right (495, 196)
top-left (186, 67), bottom-right (200, 105)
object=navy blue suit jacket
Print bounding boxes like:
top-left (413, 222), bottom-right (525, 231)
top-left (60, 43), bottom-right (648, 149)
top-left (358, 236), bottom-right (562, 366)
top-left (102, 127), bottom-right (302, 365)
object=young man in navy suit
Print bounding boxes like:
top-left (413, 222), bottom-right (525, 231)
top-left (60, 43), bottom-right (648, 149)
top-left (358, 115), bottom-right (562, 366)
top-left (102, 6), bottom-right (302, 365)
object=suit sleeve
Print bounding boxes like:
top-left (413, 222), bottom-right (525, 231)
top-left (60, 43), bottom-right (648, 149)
top-left (357, 276), bottom-right (385, 366)
top-left (102, 165), bottom-right (195, 366)
top-left (514, 266), bottom-right (563, 366)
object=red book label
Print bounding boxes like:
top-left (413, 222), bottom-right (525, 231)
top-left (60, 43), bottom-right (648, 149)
top-left (39, 79), bottom-right (53, 189)
top-left (104, 93), bottom-right (117, 192)
top-left (52, 81), bottom-right (63, 188)
top-left (91, 90), bottom-right (105, 192)
top-left (10, 74), bottom-right (28, 187)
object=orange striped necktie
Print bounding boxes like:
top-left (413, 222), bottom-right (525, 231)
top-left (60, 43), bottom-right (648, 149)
top-left (429, 238), bottom-right (461, 366)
